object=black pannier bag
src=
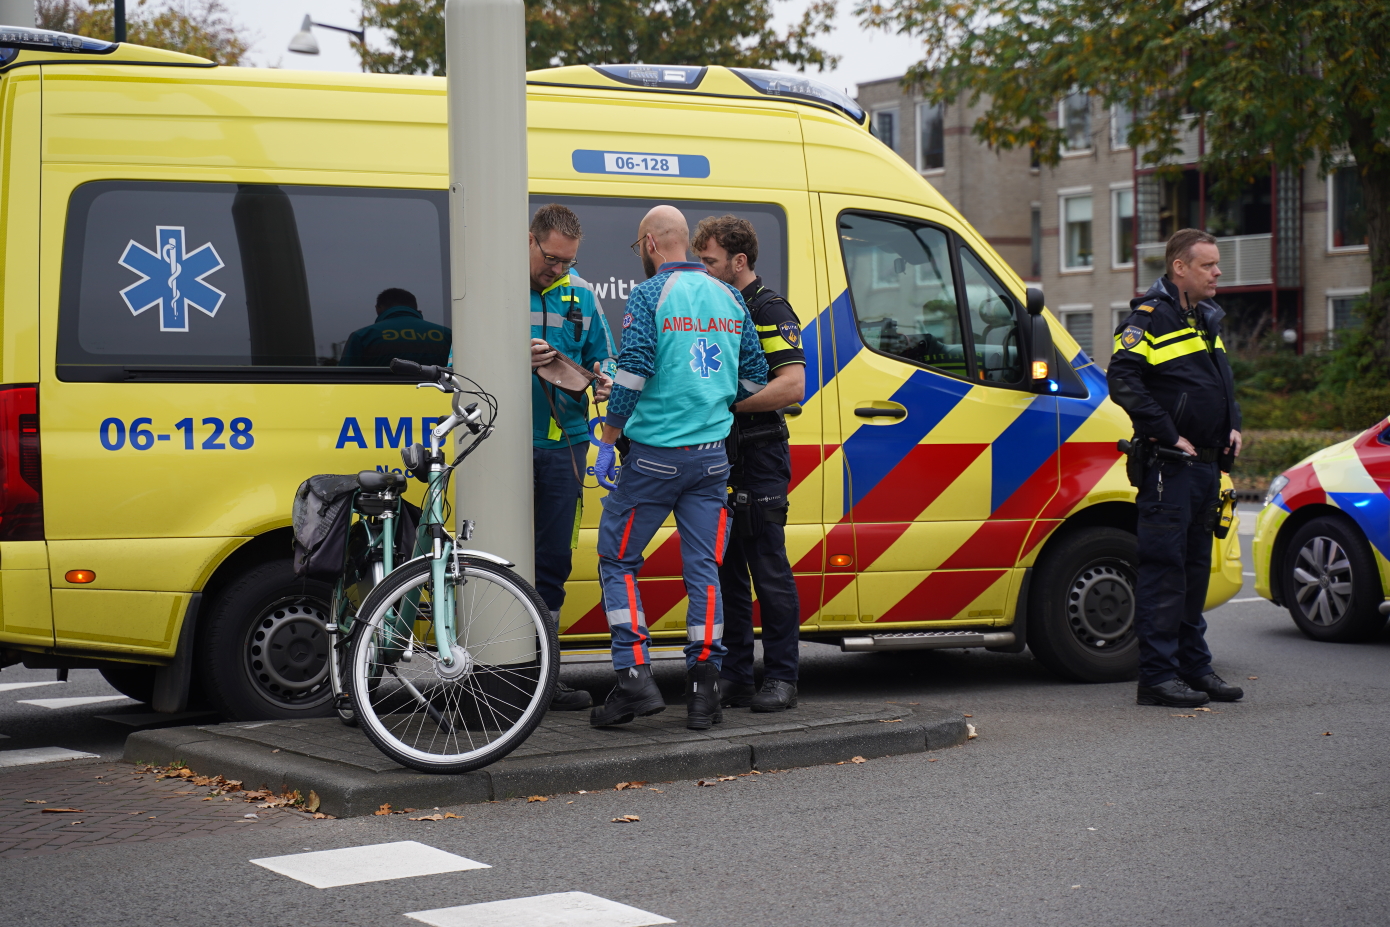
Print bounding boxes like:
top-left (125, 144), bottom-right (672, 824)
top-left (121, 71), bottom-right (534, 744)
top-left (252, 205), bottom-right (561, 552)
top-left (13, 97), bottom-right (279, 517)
top-left (291, 474), bottom-right (361, 580)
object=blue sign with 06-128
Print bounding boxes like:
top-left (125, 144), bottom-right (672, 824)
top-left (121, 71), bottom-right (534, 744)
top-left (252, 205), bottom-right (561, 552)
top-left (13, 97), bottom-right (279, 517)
top-left (572, 150), bottom-right (710, 179)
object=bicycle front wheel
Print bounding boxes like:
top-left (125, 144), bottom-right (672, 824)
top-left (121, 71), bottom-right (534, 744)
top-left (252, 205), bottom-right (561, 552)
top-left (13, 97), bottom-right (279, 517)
top-left (348, 555), bottom-right (558, 773)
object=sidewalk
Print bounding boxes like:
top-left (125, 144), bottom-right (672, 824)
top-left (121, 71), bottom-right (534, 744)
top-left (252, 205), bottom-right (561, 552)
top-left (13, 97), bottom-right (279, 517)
top-left (126, 699), bottom-right (967, 818)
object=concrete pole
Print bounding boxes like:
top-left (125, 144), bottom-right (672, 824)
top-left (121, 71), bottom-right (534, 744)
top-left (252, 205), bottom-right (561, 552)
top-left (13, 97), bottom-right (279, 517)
top-left (0, 0), bottom-right (35, 27)
top-left (445, 0), bottom-right (534, 663)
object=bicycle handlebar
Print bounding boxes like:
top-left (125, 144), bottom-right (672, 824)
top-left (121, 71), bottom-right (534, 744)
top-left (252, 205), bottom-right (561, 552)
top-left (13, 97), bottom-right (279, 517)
top-left (390, 358), bottom-right (454, 383)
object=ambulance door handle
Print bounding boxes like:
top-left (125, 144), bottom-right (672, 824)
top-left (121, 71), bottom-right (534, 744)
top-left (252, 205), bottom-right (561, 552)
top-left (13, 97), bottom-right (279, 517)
top-left (854, 406), bottom-right (906, 419)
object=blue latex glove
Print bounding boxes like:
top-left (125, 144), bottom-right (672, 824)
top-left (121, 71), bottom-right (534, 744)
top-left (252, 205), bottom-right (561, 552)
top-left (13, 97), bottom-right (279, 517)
top-left (594, 440), bottom-right (619, 491)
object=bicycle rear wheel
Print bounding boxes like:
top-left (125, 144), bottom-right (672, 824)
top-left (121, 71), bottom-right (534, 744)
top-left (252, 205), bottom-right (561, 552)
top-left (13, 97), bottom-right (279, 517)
top-left (348, 555), bottom-right (558, 773)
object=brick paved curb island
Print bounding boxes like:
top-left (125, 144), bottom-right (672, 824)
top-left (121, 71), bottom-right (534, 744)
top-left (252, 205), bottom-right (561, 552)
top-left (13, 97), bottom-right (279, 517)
top-left (125, 702), bottom-right (967, 817)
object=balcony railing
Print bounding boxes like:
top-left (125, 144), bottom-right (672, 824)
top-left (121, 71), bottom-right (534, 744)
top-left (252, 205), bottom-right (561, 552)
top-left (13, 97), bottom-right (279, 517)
top-left (1136, 233), bottom-right (1273, 288)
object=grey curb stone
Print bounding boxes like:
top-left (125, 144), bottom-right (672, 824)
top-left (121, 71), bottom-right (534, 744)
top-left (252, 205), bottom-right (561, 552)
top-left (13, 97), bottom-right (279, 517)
top-left (124, 705), bottom-right (966, 818)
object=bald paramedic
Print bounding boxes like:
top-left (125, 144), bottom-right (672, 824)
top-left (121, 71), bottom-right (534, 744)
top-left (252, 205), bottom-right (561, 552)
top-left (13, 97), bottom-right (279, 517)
top-left (589, 205), bottom-right (769, 732)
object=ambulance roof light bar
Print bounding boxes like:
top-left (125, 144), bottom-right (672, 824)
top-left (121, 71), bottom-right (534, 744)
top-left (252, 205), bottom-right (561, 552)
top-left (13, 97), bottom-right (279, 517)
top-left (729, 68), bottom-right (866, 125)
top-left (0, 25), bottom-right (117, 54)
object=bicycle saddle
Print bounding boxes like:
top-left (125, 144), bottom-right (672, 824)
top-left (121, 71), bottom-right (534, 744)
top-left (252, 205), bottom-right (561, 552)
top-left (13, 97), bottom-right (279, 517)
top-left (357, 470), bottom-right (405, 492)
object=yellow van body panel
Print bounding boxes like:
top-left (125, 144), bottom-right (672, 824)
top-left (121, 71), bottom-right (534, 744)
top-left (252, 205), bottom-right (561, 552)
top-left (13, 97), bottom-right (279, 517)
top-left (51, 588), bottom-right (190, 655)
top-left (0, 541), bottom-right (53, 646)
top-left (1, 71), bottom-right (42, 384)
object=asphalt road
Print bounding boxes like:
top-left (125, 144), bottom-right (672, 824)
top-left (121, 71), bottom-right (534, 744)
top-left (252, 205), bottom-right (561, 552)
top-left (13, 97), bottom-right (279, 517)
top-left (2, 519), bottom-right (1388, 926)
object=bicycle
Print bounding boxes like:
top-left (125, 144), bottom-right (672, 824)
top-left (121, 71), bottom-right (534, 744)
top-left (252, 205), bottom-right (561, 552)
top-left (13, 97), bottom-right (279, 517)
top-left (320, 359), bottom-right (558, 773)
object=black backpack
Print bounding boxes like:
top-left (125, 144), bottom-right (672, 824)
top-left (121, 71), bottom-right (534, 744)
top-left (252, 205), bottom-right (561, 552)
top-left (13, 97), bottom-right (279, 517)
top-left (291, 474), bottom-right (360, 580)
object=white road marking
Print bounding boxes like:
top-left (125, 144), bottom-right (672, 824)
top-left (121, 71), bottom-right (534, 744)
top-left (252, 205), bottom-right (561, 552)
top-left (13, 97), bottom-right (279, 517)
top-left (251, 841), bottom-right (489, 888)
top-left (1228, 597), bottom-right (1268, 604)
top-left (0, 681), bottom-right (68, 693)
top-left (407, 892), bottom-right (675, 927)
top-left (0, 746), bottom-right (100, 767)
top-left (1244, 572), bottom-right (1257, 577)
top-left (17, 695), bottom-right (134, 710)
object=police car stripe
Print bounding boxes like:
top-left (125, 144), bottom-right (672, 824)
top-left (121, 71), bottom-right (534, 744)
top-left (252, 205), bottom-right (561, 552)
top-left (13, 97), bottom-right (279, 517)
top-left (614, 369), bottom-right (646, 390)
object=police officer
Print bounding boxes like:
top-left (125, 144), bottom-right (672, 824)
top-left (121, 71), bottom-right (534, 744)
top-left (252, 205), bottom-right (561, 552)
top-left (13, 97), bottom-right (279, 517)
top-left (526, 204), bottom-right (616, 711)
top-left (340, 288), bottom-right (450, 367)
top-left (1108, 228), bottom-right (1245, 709)
top-left (590, 205), bottom-right (769, 731)
top-left (693, 215), bottom-right (805, 712)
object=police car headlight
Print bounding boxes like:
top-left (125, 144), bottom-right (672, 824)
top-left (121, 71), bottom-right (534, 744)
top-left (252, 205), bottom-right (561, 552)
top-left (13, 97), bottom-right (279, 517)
top-left (1263, 474), bottom-right (1288, 507)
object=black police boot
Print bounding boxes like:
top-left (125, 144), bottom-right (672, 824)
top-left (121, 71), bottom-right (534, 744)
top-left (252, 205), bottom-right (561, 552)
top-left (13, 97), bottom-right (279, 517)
top-left (1136, 678), bottom-right (1211, 708)
top-left (549, 680), bottom-right (592, 711)
top-left (686, 662), bottom-right (723, 730)
top-left (750, 678), bottom-right (798, 712)
top-left (1181, 672), bottom-right (1244, 702)
top-left (589, 665), bottom-right (665, 727)
top-left (720, 680), bottom-right (756, 708)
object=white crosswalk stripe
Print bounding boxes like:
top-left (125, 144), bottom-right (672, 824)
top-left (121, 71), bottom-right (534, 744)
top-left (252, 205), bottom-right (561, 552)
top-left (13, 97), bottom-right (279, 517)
top-left (17, 695), bottom-right (134, 710)
top-left (251, 841), bottom-right (489, 888)
top-left (406, 892), bottom-right (675, 927)
top-left (0, 680), bottom-right (68, 693)
top-left (0, 746), bottom-right (100, 767)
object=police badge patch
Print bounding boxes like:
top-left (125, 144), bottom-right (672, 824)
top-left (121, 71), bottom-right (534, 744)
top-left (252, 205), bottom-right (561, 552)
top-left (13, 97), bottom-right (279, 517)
top-left (1119, 325), bottom-right (1144, 349)
top-left (778, 319), bottom-right (802, 348)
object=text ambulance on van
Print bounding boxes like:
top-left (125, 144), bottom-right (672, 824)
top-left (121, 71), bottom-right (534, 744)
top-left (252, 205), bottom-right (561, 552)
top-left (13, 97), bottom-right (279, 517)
top-left (0, 29), bottom-right (1244, 720)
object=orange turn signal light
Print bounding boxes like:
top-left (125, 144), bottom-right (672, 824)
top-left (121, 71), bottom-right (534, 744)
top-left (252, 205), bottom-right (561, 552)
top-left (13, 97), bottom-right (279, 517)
top-left (1031, 360), bottom-right (1049, 380)
top-left (829, 554), bottom-right (853, 567)
top-left (65, 570), bottom-right (96, 584)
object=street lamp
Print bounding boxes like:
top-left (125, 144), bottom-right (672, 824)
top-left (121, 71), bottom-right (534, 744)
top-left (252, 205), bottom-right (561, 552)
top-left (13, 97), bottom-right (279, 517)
top-left (287, 14), bottom-right (364, 55)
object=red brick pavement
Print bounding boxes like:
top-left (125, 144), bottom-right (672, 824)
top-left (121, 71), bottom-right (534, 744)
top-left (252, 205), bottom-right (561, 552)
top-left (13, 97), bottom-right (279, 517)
top-left (0, 760), bottom-right (315, 859)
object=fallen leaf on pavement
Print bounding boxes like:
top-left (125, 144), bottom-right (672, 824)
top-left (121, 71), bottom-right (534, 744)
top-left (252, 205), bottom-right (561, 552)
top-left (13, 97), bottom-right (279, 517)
top-left (373, 803), bottom-right (395, 816)
top-left (23, 800), bottom-right (45, 804)
top-left (928, 758), bottom-right (938, 762)
top-left (313, 812), bottom-right (331, 820)
top-left (615, 781), bottom-right (647, 790)
top-left (1247, 676), bottom-right (1258, 680)
top-left (1173, 714), bottom-right (1196, 718)
top-left (748, 770), bottom-right (761, 775)
top-left (527, 795), bottom-right (548, 802)
top-left (648, 789), bottom-right (663, 792)
top-left (40, 808), bottom-right (83, 814)
top-left (696, 779), bottom-right (715, 787)
top-left (610, 815), bottom-right (640, 823)
top-left (878, 719), bottom-right (902, 724)
top-left (966, 724), bottom-right (977, 739)
top-left (411, 814), bottom-right (445, 821)
top-left (306, 791), bottom-right (321, 813)
top-left (717, 775), bottom-right (737, 781)
top-left (963, 714), bottom-right (973, 718)
top-left (850, 756), bottom-right (866, 764)
top-left (1323, 732), bottom-right (1333, 736)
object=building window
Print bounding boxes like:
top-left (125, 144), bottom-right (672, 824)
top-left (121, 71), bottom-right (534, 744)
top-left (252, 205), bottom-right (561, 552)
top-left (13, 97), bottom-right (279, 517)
top-left (1112, 187), bottom-right (1135, 267)
top-left (1110, 104), bottom-right (1134, 150)
top-left (1060, 306), bottom-right (1094, 355)
top-left (1030, 206), bottom-right (1042, 278)
top-left (1061, 194), bottom-right (1094, 270)
top-left (1328, 291), bottom-right (1367, 342)
top-left (1061, 92), bottom-right (1091, 152)
top-left (917, 102), bottom-right (944, 171)
top-left (1329, 165), bottom-right (1367, 250)
top-left (872, 108), bottom-right (898, 152)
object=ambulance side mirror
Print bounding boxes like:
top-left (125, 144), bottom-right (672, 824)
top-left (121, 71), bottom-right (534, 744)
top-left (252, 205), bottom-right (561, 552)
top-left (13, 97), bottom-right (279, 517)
top-left (1022, 287), bottom-right (1055, 393)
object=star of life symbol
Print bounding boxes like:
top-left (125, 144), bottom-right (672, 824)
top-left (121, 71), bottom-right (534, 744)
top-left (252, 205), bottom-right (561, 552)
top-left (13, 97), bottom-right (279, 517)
top-left (118, 226), bottom-right (225, 332)
top-left (689, 337), bottom-right (722, 378)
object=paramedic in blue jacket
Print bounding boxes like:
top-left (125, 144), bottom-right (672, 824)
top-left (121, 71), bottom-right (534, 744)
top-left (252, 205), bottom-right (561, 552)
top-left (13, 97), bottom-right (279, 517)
top-left (526, 204), bottom-right (616, 711)
top-left (589, 205), bottom-right (769, 731)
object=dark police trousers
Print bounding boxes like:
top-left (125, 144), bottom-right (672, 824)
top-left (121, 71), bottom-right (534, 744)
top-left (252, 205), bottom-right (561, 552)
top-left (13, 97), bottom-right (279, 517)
top-left (533, 443), bottom-right (586, 615)
top-left (1135, 457), bottom-right (1218, 686)
top-left (720, 439), bottom-right (800, 687)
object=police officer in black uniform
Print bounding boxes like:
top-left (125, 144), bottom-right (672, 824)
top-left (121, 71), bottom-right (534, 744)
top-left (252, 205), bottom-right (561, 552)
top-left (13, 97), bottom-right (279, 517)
top-left (1108, 228), bottom-right (1246, 708)
top-left (694, 215), bottom-right (805, 712)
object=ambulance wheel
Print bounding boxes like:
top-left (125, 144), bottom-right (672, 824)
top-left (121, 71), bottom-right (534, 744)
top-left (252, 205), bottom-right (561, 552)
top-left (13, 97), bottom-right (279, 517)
top-left (99, 664), bottom-right (156, 704)
top-left (1028, 527), bottom-right (1139, 683)
top-left (197, 558), bottom-right (336, 721)
top-left (1283, 516), bottom-right (1386, 642)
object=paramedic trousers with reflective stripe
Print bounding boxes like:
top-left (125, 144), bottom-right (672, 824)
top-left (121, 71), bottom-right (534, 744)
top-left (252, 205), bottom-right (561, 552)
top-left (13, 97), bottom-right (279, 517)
top-left (597, 441), bottom-right (731, 671)
top-left (1134, 458), bottom-right (1218, 686)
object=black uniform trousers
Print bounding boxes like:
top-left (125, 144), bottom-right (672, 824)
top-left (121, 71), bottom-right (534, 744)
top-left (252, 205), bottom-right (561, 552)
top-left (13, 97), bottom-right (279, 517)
top-left (719, 439), bottom-right (800, 687)
top-left (1134, 457), bottom-right (1218, 686)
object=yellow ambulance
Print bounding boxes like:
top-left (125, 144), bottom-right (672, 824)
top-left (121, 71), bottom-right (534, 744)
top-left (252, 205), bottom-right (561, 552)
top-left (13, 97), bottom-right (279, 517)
top-left (0, 31), bottom-right (1243, 720)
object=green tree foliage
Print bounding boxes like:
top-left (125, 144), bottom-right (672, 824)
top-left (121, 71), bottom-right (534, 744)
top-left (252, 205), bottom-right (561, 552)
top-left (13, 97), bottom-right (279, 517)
top-left (858, 0), bottom-right (1390, 359)
top-left (358, 0), bottom-right (838, 76)
top-left (37, 0), bottom-right (249, 64)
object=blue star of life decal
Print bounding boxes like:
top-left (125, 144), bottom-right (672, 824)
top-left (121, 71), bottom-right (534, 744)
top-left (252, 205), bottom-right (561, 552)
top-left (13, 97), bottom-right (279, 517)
top-left (118, 226), bottom-right (225, 332)
top-left (689, 337), bottom-right (722, 378)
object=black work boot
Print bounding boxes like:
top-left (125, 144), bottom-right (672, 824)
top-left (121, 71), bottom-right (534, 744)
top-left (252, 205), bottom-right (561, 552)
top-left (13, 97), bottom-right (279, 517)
top-left (720, 680), bottom-right (756, 708)
top-left (589, 665), bottom-right (665, 727)
top-left (1136, 678), bottom-right (1211, 708)
top-left (1181, 672), bottom-right (1244, 702)
top-left (686, 662), bottom-right (723, 730)
top-left (550, 680), bottom-right (592, 711)
top-left (750, 678), bottom-right (798, 712)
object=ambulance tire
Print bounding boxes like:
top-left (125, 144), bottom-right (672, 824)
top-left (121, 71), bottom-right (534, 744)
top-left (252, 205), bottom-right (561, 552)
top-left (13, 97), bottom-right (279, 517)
top-left (1027, 527), bottom-right (1139, 683)
top-left (197, 558), bottom-right (336, 721)
top-left (99, 665), bottom-right (156, 704)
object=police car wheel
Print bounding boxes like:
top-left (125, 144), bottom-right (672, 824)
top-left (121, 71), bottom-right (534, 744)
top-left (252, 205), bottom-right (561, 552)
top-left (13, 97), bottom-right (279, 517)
top-left (1027, 527), bottom-right (1139, 683)
top-left (1283, 516), bottom-right (1386, 643)
top-left (197, 558), bottom-right (336, 721)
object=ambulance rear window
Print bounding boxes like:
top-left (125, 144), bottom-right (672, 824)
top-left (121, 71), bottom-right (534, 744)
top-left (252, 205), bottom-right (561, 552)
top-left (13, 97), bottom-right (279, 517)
top-left (56, 181), bottom-right (450, 381)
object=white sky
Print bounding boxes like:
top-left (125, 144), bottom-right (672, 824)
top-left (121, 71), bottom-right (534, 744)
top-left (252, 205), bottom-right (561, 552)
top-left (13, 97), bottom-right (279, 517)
top-left (230, 0), bottom-right (926, 95)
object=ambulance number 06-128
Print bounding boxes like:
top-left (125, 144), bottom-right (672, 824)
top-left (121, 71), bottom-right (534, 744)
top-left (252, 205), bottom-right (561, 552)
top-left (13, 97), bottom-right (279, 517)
top-left (99, 416), bottom-right (255, 451)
